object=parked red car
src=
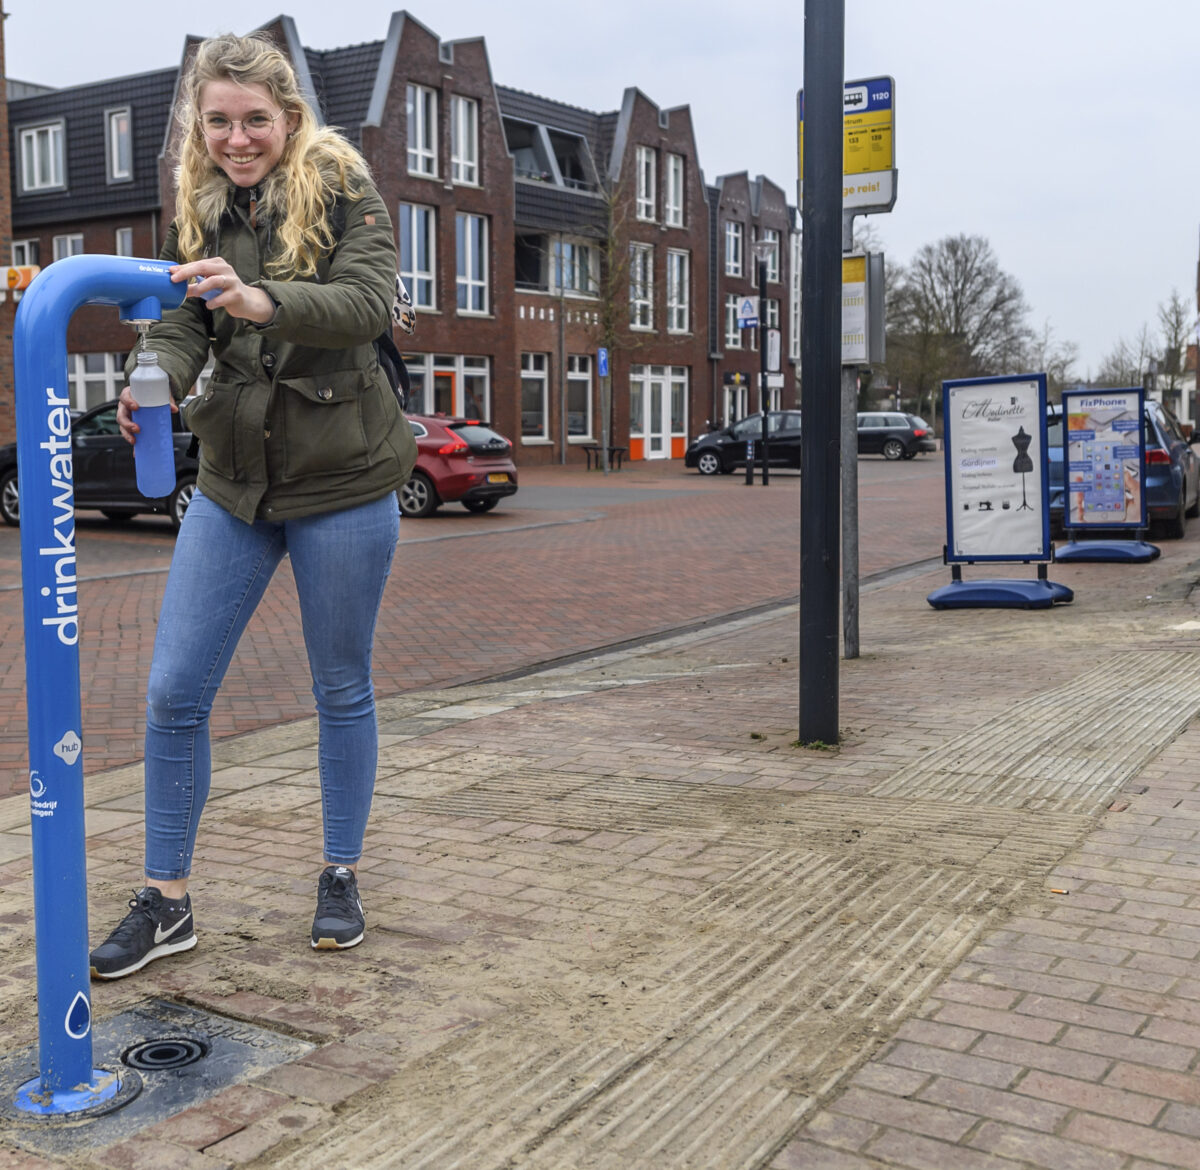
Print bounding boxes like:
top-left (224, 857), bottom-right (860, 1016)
top-left (399, 413), bottom-right (519, 518)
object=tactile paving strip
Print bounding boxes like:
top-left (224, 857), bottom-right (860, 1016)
top-left (869, 650), bottom-right (1200, 812)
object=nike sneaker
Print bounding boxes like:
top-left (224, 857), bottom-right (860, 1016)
top-left (90, 887), bottom-right (196, 980)
top-left (311, 865), bottom-right (365, 950)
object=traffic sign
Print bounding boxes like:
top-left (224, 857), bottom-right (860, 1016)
top-left (736, 296), bottom-right (759, 329)
top-left (597, 347), bottom-right (608, 377)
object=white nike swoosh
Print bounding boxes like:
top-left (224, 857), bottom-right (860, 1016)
top-left (154, 916), bottom-right (191, 945)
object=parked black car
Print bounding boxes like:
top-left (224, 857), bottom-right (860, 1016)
top-left (857, 411), bottom-right (936, 460)
top-left (0, 398), bottom-right (198, 531)
top-left (685, 411), bottom-right (803, 475)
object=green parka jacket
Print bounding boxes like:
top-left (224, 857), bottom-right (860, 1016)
top-left (127, 175), bottom-right (416, 524)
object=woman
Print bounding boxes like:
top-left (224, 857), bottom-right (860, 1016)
top-left (89, 33), bottom-right (415, 979)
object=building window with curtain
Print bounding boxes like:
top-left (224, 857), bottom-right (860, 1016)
top-left (666, 249), bottom-right (689, 334)
top-left (406, 84), bottom-right (437, 176)
top-left (521, 352), bottom-right (549, 440)
top-left (19, 121), bottom-right (64, 192)
top-left (629, 243), bottom-right (653, 329)
top-left (567, 354), bottom-right (592, 438)
top-left (398, 202), bottom-right (436, 308)
top-left (456, 213), bottom-right (488, 314)
top-left (106, 106), bottom-right (132, 183)
top-left (450, 95), bottom-right (479, 185)
top-left (636, 145), bottom-right (656, 221)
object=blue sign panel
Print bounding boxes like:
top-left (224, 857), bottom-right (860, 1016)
top-left (597, 347), bottom-right (608, 378)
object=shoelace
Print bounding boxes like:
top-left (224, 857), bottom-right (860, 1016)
top-left (318, 872), bottom-right (358, 918)
top-left (104, 890), bottom-right (161, 943)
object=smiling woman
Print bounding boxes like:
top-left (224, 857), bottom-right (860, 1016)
top-left (87, 31), bottom-right (419, 982)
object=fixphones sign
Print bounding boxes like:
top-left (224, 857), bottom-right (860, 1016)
top-left (1061, 388), bottom-right (1146, 530)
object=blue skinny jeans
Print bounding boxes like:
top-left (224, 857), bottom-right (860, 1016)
top-left (143, 489), bottom-right (399, 881)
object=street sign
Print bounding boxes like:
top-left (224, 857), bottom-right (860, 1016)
top-left (766, 329), bottom-right (781, 373)
top-left (797, 76), bottom-right (896, 214)
top-left (597, 347), bottom-right (608, 378)
top-left (736, 295), bottom-right (759, 329)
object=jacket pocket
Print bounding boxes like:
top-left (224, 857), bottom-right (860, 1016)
top-left (276, 369), bottom-right (370, 481)
top-left (184, 376), bottom-right (240, 479)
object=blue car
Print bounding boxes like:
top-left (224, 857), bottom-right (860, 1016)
top-left (1048, 400), bottom-right (1200, 539)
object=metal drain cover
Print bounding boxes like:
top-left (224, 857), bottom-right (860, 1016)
top-left (123, 1036), bottom-right (210, 1071)
top-left (0, 998), bottom-right (314, 1157)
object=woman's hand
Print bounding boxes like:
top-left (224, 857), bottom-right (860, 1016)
top-left (117, 385), bottom-right (178, 446)
top-left (170, 258), bottom-right (276, 325)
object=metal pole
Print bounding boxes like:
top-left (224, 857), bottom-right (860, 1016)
top-left (798, 0), bottom-right (844, 745)
top-left (759, 258), bottom-right (770, 486)
top-left (841, 365), bottom-right (859, 658)
top-left (13, 254), bottom-right (184, 1116)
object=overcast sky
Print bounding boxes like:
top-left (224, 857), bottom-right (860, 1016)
top-left (6, 0), bottom-right (1197, 377)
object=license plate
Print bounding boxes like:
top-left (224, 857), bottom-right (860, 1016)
top-left (487, 473), bottom-right (509, 484)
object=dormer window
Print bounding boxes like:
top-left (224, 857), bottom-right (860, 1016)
top-left (18, 120), bottom-right (65, 193)
top-left (106, 106), bottom-right (132, 183)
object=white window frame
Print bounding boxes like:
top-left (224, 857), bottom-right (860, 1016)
top-left (400, 352), bottom-right (491, 419)
top-left (554, 239), bottom-right (598, 297)
top-left (450, 95), bottom-right (479, 185)
top-left (764, 298), bottom-right (780, 331)
top-left (567, 354), bottom-right (593, 440)
top-left (666, 249), bottom-right (689, 334)
top-left (406, 84), bottom-right (438, 177)
top-left (725, 220), bottom-right (743, 277)
top-left (665, 153), bottom-right (685, 227)
top-left (521, 352), bottom-right (550, 443)
top-left (12, 239), bottom-right (39, 266)
top-left (18, 121), bottom-right (65, 193)
top-left (53, 234), bottom-right (84, 262)
top-left (398, 202), bottom-right (436, 309)
top-left (724, 295), bottom-right (742, 349)
top-left (67, 351), bottom-right (127, 411)
top-left (114, 227), bottom-right (134, 257)
top-left (456, 213), bottom-right (489, 315)
top-left (105, 106), bottom-right (132, 184)
top-left (762, 228), bottom-right (781, 282)
top-left (629, 243), bottom-right (654, 330)
top-left (636, 145), bottom-right (656, 222)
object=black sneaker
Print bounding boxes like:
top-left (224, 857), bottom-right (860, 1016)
top-left (312, 866), bottom-right (364, 950)
top-left (89, 887), bottom-right (196, 980)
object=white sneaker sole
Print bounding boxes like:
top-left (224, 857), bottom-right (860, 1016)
top-left (90, 934), bottom-right (197, 980)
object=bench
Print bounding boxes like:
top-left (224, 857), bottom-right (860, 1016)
top-left (581, 444), bottom-right (627, 470)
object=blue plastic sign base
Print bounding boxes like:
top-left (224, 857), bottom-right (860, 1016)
top-left (13, 1066), bottom-right (140, 1118)
top-left (1054, 539), bottom-right (1160, 563)
top-left (927, 578), bottom-right (1074, 610)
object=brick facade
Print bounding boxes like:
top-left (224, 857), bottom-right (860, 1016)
top-left (709, 173), bottom-right (798, 429)
top-left (4, 13), bottom-right (793, 459)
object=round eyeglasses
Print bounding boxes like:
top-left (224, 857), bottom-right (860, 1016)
top-left (200, 109), bottom-right (285, 141)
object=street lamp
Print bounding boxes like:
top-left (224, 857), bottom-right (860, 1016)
top-left (750, 238), bottom-right (775, 485)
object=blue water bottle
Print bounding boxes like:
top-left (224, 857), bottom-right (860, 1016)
top-left (129, 351), bottom-right (176, 499)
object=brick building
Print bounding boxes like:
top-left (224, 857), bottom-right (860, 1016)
top-left (3, 11), bottom-right (794, 464)
top-left (706, 173), bottom-right (800, 428)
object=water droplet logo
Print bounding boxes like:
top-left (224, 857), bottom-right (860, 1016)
top-left (29, 770), bottom-right (45, 799)
top-left (65, 991), bottom-right (90, 1039)
top-left (53, 731), bottom-right (81, 766)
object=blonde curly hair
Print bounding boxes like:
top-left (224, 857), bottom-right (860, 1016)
top-left (173, 32), bottom-right (371, 278)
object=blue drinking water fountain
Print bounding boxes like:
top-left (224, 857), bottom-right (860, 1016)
top-left (11, 254), bottom-right (185, 1117)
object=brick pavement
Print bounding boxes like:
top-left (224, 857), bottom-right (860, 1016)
top-left (0, 458), bottom-right (946, 798)
top-left (6, 460), bottom-right (1200, 1164)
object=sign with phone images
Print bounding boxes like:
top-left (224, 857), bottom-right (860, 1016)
top-left (1061, 387), bottom-right (1145, 530)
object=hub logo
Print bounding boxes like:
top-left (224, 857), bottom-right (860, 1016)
top-left (53, 730), bottom-right (81, 766)
top-left (38, 384), bottom-right (79, 646)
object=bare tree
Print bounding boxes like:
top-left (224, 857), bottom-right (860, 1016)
top-left (1095, 323), bottom-right (1156, 388)
top-left (1157, 288), bottom-right (1191, 394)
top-left (1023, 320), bottom-right (1079, 401)
top-left (885, 234), bottom-right (1033, 424)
